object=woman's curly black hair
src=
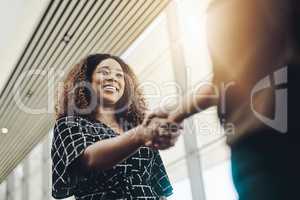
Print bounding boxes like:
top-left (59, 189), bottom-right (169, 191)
top-left (55, 54), bottom-right (147, 129)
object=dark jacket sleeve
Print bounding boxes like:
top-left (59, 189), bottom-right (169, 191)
top-left (51, 116), bottom-right (95, 198)
top-left (150, 150), bottom-right (173, 197)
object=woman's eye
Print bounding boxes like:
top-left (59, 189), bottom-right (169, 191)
top-left (99, 70), bottom-right (109, 75)
top-left (116, 73), bottom-right (124, 78)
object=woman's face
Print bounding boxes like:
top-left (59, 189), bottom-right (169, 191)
top-left (91, 58), bottom-right (125, 106)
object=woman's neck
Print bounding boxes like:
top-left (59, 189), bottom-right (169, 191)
top-left (95, 106), bottom-right (116, 124)
top-left (95, 106), bottom-right (124, 134)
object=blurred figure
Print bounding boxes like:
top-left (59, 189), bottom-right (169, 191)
top-left (146, 0), bottom-right (300, 199)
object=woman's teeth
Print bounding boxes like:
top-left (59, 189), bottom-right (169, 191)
top-left (103, 86), bottom-right (117, 92)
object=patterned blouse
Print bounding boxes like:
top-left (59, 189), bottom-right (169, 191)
top-left (51, 116), bottom-right (173, 200)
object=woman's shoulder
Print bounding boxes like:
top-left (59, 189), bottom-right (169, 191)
top-left (56, 115), bottom-right (97, 123)
top-left (54, 115), bottom-right (112, 132)
top-left (54, 115), bottom-right (96, 129)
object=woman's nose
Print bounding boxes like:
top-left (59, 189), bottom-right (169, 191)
top-left (105, 73), bottom-right (117, 82)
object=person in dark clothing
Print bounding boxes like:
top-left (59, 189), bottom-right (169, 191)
top-left (146, 0), bottom-right (300, 199)
top-left (51, 54), bottom-right (181, 200)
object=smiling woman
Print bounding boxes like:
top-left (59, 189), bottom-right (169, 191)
top-left (91, 58), bottom-right (126, 106)
top-left (51, 54), bottom-right (180, 200)
top-left (55, 54), bottom-right (144, 126)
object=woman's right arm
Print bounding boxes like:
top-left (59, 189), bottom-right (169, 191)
top-left (81, 125), bottom-right (148, 170)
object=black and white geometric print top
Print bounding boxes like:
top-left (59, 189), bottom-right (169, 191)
top-left (51, 116), bottom-right (173, 200)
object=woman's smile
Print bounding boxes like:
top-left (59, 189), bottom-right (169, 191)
top-left (102, 83), bottom-right (119, 93)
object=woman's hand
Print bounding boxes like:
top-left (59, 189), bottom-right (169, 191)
top-left (139, 110), bottom-right (183, 150)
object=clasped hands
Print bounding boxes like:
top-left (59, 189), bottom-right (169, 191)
top-left (138, 110), bottom-right (183, 150)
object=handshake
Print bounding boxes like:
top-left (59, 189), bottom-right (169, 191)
top-left (136, 109), bottom-right (183, 150)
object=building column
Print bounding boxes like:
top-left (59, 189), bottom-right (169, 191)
top-left (6, 171), bottom-right (15, 200)
top-left (42, 134), bottom-right (50, 200)
top-left (22, 158), bottom-right (30, 200)
top-left (166, 1), bottom-right (206, 200)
